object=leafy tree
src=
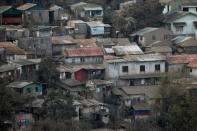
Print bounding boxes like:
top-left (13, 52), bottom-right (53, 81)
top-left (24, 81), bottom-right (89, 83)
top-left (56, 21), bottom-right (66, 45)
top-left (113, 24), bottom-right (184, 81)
top-left (113, 0), bottom-right (164, 33)
top-left (32, 89), bottom-right (83, 130)
top-left (0, 79), bottom-right (34, 131)
top-left (112, 12), bottom-right (136, 37)
top-left (157, 76), bottom-right (197, 131)
top-left (37, 58), bottom-right (59, 88)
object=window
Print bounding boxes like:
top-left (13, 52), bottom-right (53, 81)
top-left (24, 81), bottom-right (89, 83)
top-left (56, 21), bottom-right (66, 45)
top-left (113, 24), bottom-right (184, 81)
top-left (190, 68), bottom-right (193, 72)
top-left (35, 87), bottom-right (39, 92)
top-left (140, 36), bottom-right (143, 41)
top-left (140, 65), bottom-right (145, 72)
top-left (155, 64), bottom-right (161, 72)
top-left (196, 7), bottom-right (197, 12)
top-left (80, 57), bottom-right (85, 63)
top-left (122, 66), bottom-right (128, 73)
top-left (27, 88), bottom-right (31, 93)
top-left (152, 35), bottom-right (156, 40)
top-left (130, 80), bottom-right (134, 86)
top-left (39, 12), bottom-right (42, 17)
top-left (183, 7), bottom-right (189, 12)
top-left (72, 58), bottom-right (75, 63)
top-left (175, 25), bottom-right (183, 33)
top-left (66, 73), bottom-right (71, 79)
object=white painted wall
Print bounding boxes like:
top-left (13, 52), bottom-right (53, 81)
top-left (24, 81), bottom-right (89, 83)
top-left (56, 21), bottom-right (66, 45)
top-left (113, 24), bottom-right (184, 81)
top-left (190, 68), bottom-right (197, 77)
top-left (163, 4), bottom-right (172, 14)
top-left (65, 56), bottom-right (103, 64)
top-left (105, 61), bottom-right (165, 79)
top-left (170, 14), bottom-right (197, 35)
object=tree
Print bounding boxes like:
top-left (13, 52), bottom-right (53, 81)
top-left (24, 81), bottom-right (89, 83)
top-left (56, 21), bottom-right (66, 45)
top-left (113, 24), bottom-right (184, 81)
top-left (113, 0), bottom-right (164, 32)
top-left (32, 89), bottom-right (84, 131)
top-left (112, 12), bottom-right (136, 37)
top-left (37, 58), bottom-right (59, 88)
top-left (157, 76), bottom-right (197, 131)
top-left (0, 79), bottom-right (34, 131)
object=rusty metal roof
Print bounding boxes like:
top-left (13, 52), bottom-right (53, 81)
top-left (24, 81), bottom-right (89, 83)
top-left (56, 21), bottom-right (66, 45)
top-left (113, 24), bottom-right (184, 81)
top-left (64, 47), bottom-right (103, 57)
top-left (187, 60), bottom-right (197, 68)
top-left (17, 3), bottom-right (36, 11)
top-left (0, 42), bottom-right (26, 55)
top-left (167, 55), bottom-right (197, 64)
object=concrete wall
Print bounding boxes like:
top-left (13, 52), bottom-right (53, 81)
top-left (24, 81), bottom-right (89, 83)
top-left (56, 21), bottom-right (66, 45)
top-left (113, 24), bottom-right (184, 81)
top-left (18, 37), bottom-right (52, 57)
top-left (190, 68), bottom-right (197, 77)
top-left (65, 56), bottom-right (103, 64)
top-left (25, 10), bottom-right (49, 25)
top-left (170, 14), bottom-right (197, 35)
top-left (140, 28), bottom-right (173, 46)
top-left (105, 61), bottom-right (165, 79)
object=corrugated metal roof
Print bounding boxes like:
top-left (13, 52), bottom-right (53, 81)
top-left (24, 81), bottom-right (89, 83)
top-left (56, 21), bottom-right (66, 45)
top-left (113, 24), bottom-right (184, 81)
top-left (131, 27), bottom-right (158, 36)
top-left (112, 45), bottom-right (143, 55)
top-left (86, 21), bottom-right (105, 27)
top-left (107, 54), bottom-right (166, 63)
top-left (167, 54), bottom-right (197, 64)
top-left (7, 81), bottom-right (33, 88)
top-left (52, 36), bottom-right (76, 45)
top-left (187, 60), bottom-right (197, 68)
top-left (17, 3), bottom-right (36, 11)
top-left (0, 6), bottom-right (12, 14)
top-left (64, 47), bottom-right (103, 57)
top-left (0, 64), bottom-right (19, 72)
top-left (120, 85), bottom-right (161, 99)
top-left (0, 42), bottom-right (26, 55)
top-left (49, 5), bottom-right (63, 11)
top-left (74, 39), bottom-right (97, 47)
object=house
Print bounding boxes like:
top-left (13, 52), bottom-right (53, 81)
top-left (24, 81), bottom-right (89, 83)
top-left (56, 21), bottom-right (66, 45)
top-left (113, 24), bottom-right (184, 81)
top-left (0, 6), bottom-right (22, 25)
top-left (130, 27), bottom-right (173, 47)
top-left (0, 64), bottom-right (19, 82)
top-left (17, 3), bottom-right (49, 25)
top-left (64, 47), bottom-right (104, 64)
top-left (163, 11), bottom-right (197, 35)
top-left (112, 85), bottom-right (161, 119)
top-left (59, 79), bottom-right (86, 97)
top-left (66, 20), bottom-right (87, 38)
top-left (187, 60), bottom-right (197, 78)
top-left (57, 64), bottom-right (105, 82)
top-left (2, 25), bottom-right (30, 41)
top-left (166, 54), bottom-right (197, 72)
top-left (74, 99), bottom-right (110, 123)
top-left (86, 21), bottom-right (111, 38)
top-left (10, 59), bottom-right (38, 80)
top-left (105, 54), bottom-right (166, 86)
top-left (52, 36), bottom-right (77, 56)
top-left (30, 26), bottom-right (52, 37)
top-left (15, 112), bottom-right (34, 130)
top-left (70, 2), bottom-right (103, 21)
top-left (86, 79), bottom-right (113, 102)
top-left (7, 81), bottom-right (45, 96)
top-left (18, 37), bottom-right (52, 57)
top-left (0, 42), bottom-right (27, 61)
top-left (181, 2), bottom-right (197, 14)
top-left (172, 36), bottom-right (197, 54)
top-left (49, 5), bottom-right (64, 24)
